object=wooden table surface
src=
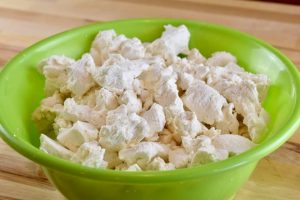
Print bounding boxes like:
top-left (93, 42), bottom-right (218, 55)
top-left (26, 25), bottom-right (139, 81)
top-left (0, 0), bottom-right (299, 199)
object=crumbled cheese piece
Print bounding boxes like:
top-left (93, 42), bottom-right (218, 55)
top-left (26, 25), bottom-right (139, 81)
top-left (71, 142), bottom-right (107, 168)
top-left (182, 81), bottom-right (227, 125)
top-left (40, 92), bottom-right (64, 109)
top-left (95, 88), bottom-right (118, 110)
top-left (66, 53), bottom-right (96, 96)
top-left (225, 63), bottom-right (245, 72)
top-left (110, 35), bottom-right (128, 52)
top-left (190, 146), bottom-right (228, 166)
top-left (126, 164), bottom-right (142, 171)
top-left (206, 51), bottom-right (237, 67)
top-left (57, 121), bottom-right (98, 152)
top-left (104, 150), bottom-right (122, 169)
top-left (167, 111), bottom-right (202, 138)
top-left (53, 115), bottom-right (72, 135)
top-left (212, 134), bottom-right (255, 155)
top-left (169, 148), bottom-right (190, 168)
top-left (181, 135), bottom-right (212, 153)
top-left (99, 105), bottom-right (149, 151)
top-left (140, 65), bottom-right (184, 130)
top-left (38, 55), bottom-right (75, 95)
top-left (139, 65), bottom-right (177, 91)
top-left (146, 157), bottom-right (175, 171)
top-left (215, 103), bottom-right (239, 134)
top-left (118, 90), bottom-right (142, 113)
top-left (40, 134), bottom-right (73, 159)
top-left (132, 79), bottom-right (143, 95)
top-left (90, 29), bottom-right (118, 65)
top-left (208, 75), bottom-right (267, 140)
top-left (90, 54), bottom-right (149, 94)
top-left (146, 25), bottom-right (190, 63)
top-left (140, 89), bottom-right (154, 111)
top-left (171, 58), bottom-right (209, 82)
top-left (32, 92), bottom-right (64, 133)
top-left (115, 163), bottom-right (143, 171)
top-left (62, 98), bottom-right (106, 128)
top-left (206, 65), bottom-right (269, 138)
top-left (244, 74), bottom-right (269, 102)
top-left (187, 48), bottom-right (206, 65)
top-left (182, 79), bottom-right (239, 134)
top-left (33, 94), bottom-right (63, 118)
top-left (218, 64), bottom-right (269, 102)
top-left (155, 78), bottom-right (183, 111)
top-left (90, 30), bottom-right (145, 65)
top-left (142, 103), bottom-right (166, 139)
top-left (75, 88), bottom-right (97, 108)
top-left (178, 72), bottom-right (194, 90)
top-left (119, 37), bottom-right (145, 60)
top-left (158, 129), bottom-right (178, 148)
top-left (118, 142), bottom-right (168, 169)
top-left (202, 127), bottom-right (220, 138)
top-left (62, 98), bottom-right (92, 122)
top-left (207, 64), bottom-right (269, 102)
top-left (150, 68), bottom-right (184, 122)
top-left (181, 134), bottom-right (229, 166)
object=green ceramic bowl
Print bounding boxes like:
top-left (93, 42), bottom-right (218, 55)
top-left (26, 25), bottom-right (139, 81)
top-left (0, 19), bottom-right (299, 200)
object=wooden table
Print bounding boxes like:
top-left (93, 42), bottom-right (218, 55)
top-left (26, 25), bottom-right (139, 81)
top-left (0, 0), bottom-right (299, 199)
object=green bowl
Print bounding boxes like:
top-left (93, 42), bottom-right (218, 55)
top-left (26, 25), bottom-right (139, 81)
top-left (0, 19), bottom-right (299, 200)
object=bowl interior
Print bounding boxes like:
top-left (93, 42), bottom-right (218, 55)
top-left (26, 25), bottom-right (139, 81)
top-left (0, 19), bottom-right (299, 179)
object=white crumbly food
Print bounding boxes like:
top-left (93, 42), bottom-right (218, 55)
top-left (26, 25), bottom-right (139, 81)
top-left (89, 54), bottom-right (148, 94)
top-left (34, 24), bottom-right (269, 171)
top-left (71, 141), bottom-right (108, 168)
top-left (40, 134), bottom-right (74, 159)
top-left (99, 105), bottom-right (150, 151)
top-left (142, 103), bottom-right (166, 140)
top-left (119, 142), bottom-right (169, 169)
top-left (57, 121), bottom-right (98, 152)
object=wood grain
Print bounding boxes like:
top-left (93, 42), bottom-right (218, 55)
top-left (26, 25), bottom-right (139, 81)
top-left (0, 0), bottom-right (299, 199)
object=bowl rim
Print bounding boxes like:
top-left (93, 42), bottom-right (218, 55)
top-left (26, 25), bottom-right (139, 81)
top-left (0, 18), bottom-right (299, 183)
